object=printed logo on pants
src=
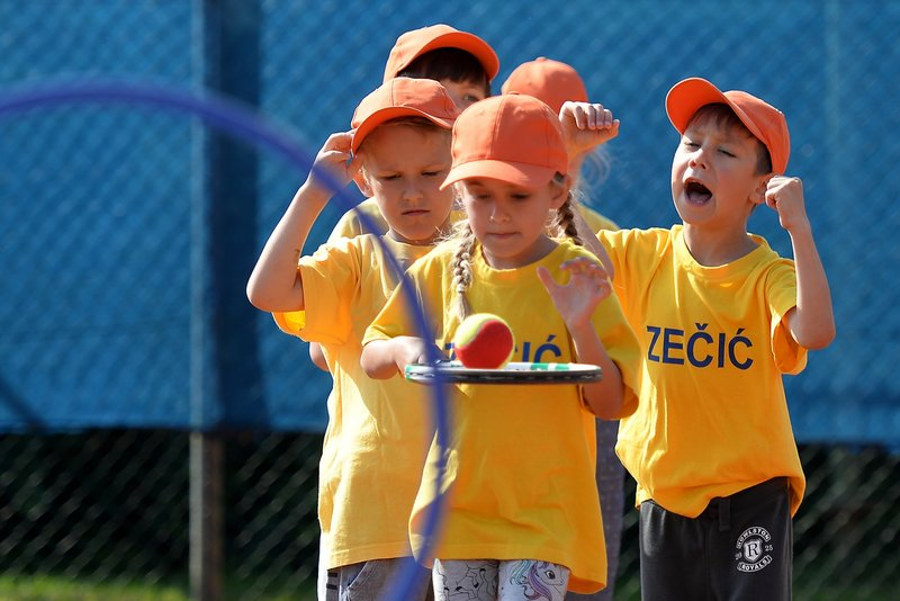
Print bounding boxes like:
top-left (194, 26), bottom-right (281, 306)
top-left (734, 526), bottom-right (774, 572)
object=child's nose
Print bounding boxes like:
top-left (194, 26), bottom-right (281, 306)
top-left (489, 202), bottom-right (509, 222)
top-left (402, 180), bottom-right (424, 201)
top-left (689, 146), bottom-right (709, 169)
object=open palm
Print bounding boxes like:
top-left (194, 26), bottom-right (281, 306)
top-left (537, 257), bottom-right (612, 329)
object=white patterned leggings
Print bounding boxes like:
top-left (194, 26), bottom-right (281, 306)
top-left (433, 558), bottom-right (570, 601)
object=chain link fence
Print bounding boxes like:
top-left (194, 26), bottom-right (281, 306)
top-left (1, 1), bottom-right (898, 599)
top-left (1, 434), bottom-right (897, 600)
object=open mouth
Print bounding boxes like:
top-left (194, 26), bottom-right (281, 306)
top-left (684, 180), bottom-right (713, 204)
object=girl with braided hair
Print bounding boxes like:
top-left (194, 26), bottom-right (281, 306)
top-left (361, 94), bottom-right (641, 601)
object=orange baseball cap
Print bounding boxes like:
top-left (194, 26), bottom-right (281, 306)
top-left (501, 57), bottom-right (588, 114)
top-left (666, 77), bottom-right (790, 174)
top-left (441, 93), bottom-right (568, 189)
top-left (350, 77), bottom-right (460, 153)
top-left (382, 24), bottom-right (500, 84)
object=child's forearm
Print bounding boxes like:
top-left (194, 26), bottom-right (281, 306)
top-left (246, 182), bottom-right (331, 312)
top-left (789, 227), bottom-right (835, 349)
top-left (360, 339), bottom-right (401, 379)
top-left (569, 208), bottom-right (615, 278)
top-left (568, 323), bottom-right (625, 419)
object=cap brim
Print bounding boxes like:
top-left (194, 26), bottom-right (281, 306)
top-left (440, 159), bottom-right (556, 190)
top-left (351, 107), bottom-right (454, 153)
top-left (665, 78), bottom-right (767, 145)
top-left (417, 32), bottom-right (500, 81)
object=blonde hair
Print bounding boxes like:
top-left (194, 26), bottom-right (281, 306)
top-left (573, 146), bottom-right (612, 201)
top-left (450, 174), bottom-right (582, 320)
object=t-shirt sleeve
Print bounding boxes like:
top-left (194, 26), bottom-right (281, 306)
top-left (766, 260), bottom-right (808, 375)
top-left (272, 238), bottom-right (360, 345)
top-left (363, 255), bottom-right (441, 346)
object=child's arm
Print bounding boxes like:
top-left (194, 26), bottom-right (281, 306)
top-left (361, 336), bottom-right (442, 379)
top-left (559, 101), bottom-right (619, 164)
top-left (568, 205), bottom-right (615, 279)
top-left (246, 131), bottom-right (360, 312)
top-left (762, 176), bottom-right (836, 349)
top-left (308, 343), bottom-right (329, 371)
top-left (558, 101), bottom-right (617, 277)
top-left (537, 257), bottom-right (625, 419)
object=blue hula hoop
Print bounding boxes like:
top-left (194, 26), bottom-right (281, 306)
top-left (0, 79), bottom-right (450, 600)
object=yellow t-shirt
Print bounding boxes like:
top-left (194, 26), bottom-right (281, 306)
top-left (363, 239), bottom-right (641, 594)
top-left (329, 197), bottom-right (619, 239)
top-left (598, 225), bottom-right (807, 518)
top-left (327, 198), bottom-right (389, 241)
top-left (273, 234), bottom-right (433, 569)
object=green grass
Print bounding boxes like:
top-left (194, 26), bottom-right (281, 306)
top-left (0, 574), bottom-right (188, 601)
top-left (0, 574), bottom-right (316, 601)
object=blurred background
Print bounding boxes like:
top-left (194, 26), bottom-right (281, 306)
top-left (0, 1), bottom-right (897, 599)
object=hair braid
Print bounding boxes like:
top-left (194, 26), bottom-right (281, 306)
top-left (555, 191), bottom-right (583, 246)
top-left (451, 223), bottom-right (476, 321)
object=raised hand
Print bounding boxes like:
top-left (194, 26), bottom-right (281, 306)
top-left (559, 101), bottom-right (620, 159)
top-left (537, 257), bottom-right (612, 329)
top-left (759, 175), bottom-right (810, 235)
top-left (307, 130), bottom-right (361, 193)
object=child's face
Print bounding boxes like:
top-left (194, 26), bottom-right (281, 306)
top-left (671, 116), bottom-right (768, 231)
top-left (358, 124), bottom-right (454, 245)
top-left (458, 177), bottom-right (566, 269)
top-left (439, 78), bottom-right (487, 109)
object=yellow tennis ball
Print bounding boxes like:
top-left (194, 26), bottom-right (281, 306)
top-left (452, 313), bottom-right (515, 369)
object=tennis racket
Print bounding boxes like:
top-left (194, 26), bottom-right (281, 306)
top-left (404, 360), bottom-right (602, 385)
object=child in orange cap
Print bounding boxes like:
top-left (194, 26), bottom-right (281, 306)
top-left (502, 57), bottom-right (618, 231)
top-left (328, 23), bottom-right (499, 245)
top-left (596, 77), bottom-right (835, 600)
top-left (361, 94), bottom-right (642, 599)
top-left (385, 23), bottom-right (499, 108)
top-left (247, 77), bottom-right (461, 601)
top-left (306, 26), bottom-right (500, 594)
top-left (502, 56), bottom-right (625, 601)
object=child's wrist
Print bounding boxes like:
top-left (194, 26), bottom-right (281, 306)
top-left (787, 218), bottom-right (813, 238)
top-left (567, 320), bottom-right (598, 341)
top-left (299, 179), bottom-right (333, 204)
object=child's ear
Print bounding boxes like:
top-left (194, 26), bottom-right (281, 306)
top-left (549, 174), bottom-right (573, 209)
top-left (353, 169), bottom-right (373, 197)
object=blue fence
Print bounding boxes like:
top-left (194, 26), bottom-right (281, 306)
top-left (1, 0), bottom-right (898, 444)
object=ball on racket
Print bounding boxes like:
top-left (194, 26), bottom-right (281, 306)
top-left (452, 313), bottom-right (515, 369)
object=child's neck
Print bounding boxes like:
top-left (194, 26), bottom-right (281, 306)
top-left (480, 234), bottom-right (558, 270)
top-left (681, 225), bottom-right (758, 267)
top-left (387, 220), bottom-right (453, 247)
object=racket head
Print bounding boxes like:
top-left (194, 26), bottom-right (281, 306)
top-left (404, 360), bottom-right (602, 385)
